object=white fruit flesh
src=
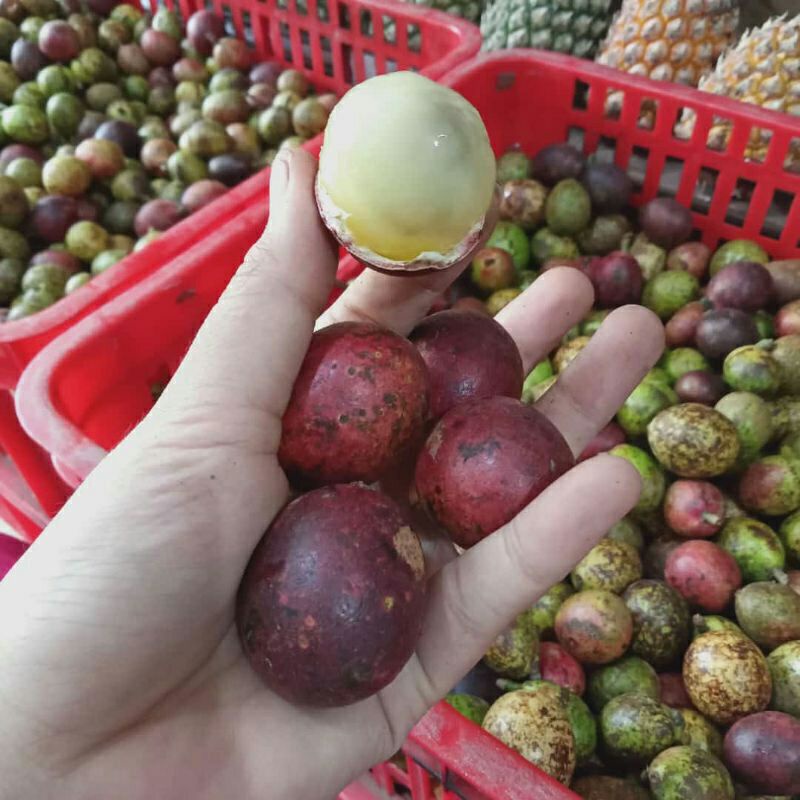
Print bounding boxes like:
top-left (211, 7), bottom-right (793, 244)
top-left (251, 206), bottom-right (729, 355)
top-left (317, 72), bottom-right (496, 264)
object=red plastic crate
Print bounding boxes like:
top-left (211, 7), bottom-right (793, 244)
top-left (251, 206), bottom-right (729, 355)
top-left (13, 49), bottom-right (800, 799)
top-left (0, 0), bottom-right (480, 534)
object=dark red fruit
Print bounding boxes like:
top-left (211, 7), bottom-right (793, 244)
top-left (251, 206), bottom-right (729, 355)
top-left (38, 20), bottom-right (80, 61)
top-left (776, 300), bottom-right (800, 337)
top-left (664, 480), bottom-right (725, 539)
top-left (11, 39), bottom-right (47, 81)
top-left (578, 421), bottom-right (627, 462)
top-left (409, 309), bottom-right (523, 421)
top-left (674, 370), bottom-right (727, 405)
top-left (638, 198), bottom-right (693, 249)
top-left (95, 119), bottom-right (140, 158)
top-left (695, 309), bottom-right (759, 360)
top-left (415, 396), bottom-right (574, 548)
top-left (279, 322), bottom-right (429, 487)
top-left (706, 261), bottom-right (774, 313)
top-left (213, 37), bottom-right (251, 71)
top-left (664, 540), bottom-right (742, 612)
top-left (134, 199), bottom-right (182, 236)
top-left (588, 251), bottom-right (643, 308)
top-left (0, 145), bottom-right (43, 171)
top-left (30, 195), bottom-right (80, 242)
top-left (537, 641), bottom-right (586, 696)
top-left (580, 161), bottom-right (632, 214)
top-left (666, 242), bottom-right (711, 280)
top-left (147, 66), bottom-right (174, 88)
top-left (236, 484), bottom-right (426, 707)
top-left (531, 143), bottom-right (585, 185)
top-left (250, 61), bottom-right (282, 85)
top-left (208, 153), bottom-right (252, 186)
top-left (180, 179), bottom-right (227, 213)
top-left (659, 672), bottom-right (693, 708)
top-left (665, 301), bottom-right (706, 348)
top-left (723, 711), bottom-right (800, 796)
top-left (187, 9), bottom-right (225, 56)
top-left (141, 29), bottom-right (180, 67)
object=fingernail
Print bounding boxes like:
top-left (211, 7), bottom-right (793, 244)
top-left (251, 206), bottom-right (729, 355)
top-left (271, 151), bottom-right (290, 195)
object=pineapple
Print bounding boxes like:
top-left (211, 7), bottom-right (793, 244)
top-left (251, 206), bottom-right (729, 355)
top-left (676, 13), bottom-right (800, 168)
top-left (596, 0), bottom-right (740, 86)
top-left (480, 0), bottom-right (614, 57)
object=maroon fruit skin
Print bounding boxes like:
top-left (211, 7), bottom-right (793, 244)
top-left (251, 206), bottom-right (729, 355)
top-left (578, 421), bottom-right (626, 462)
top-left (452, 296), bottom-right (490, 316)
top-left (236, 484), bottom-right (427, 707)
top-left (666, 242), bottom-right (711, 280)
top-left (141, 29), bottom-right (180, 67)
top-left (38, 20), bottom-right (80, 61)
top-left (674, 370), bottom-right (727, 406)
top-left (588, 251), bottom-right (643, 308)
top-left (180, 179), bottom-right (228, 213)
top-left (414, 396), bottom-right (574, 548)
top-left (409, 310), bottom-right (523, 421)
top-left (638, 197), bottom-right (693, 249)
top-left (30, 195), bottom-right (80, 242)
top-left (776, 300), bottom-right (800, 337)
top-left (658, 672), bottom-right (693, 708)
top-left (695, 309), bottom-right (760, 360)
top-left (0, 144), bottom-right (43, 171)
top-left (665, 540), bottom-right (742, 612)
top-left (664, 480), bottom-right (725, 539)
top-left (187, 10), bottom-right (225, 56)
top-left (723, 711), bottom-right (800, 796)
top-left (706, 261), bottom-right (774, 313)
top-left (134, 199), bottom-right (182, 236)
top-left (665, 301), bottom-right (706, 348)
top-left (279, 322), bottom-right (429, 487)
top-left (538, 641), bottom-right (586, 696)
top-left (30, 249), bottom-right (80, 274)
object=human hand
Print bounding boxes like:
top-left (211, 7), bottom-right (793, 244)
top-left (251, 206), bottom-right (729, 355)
top-left (0, 149), bottom-right (664, 800)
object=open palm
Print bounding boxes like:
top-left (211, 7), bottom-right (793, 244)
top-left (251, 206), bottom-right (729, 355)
top-left (0, 150), bottom-right (663, 800)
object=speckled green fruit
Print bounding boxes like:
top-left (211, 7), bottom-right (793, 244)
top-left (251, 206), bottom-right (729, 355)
top-left (483, 612), bottom-right (539, 679)
top-left (677, 709), bottom-right (723, 756)
top-left (65, 221), bottom-right (109, 262)
top-left (486, 287), bottom-right (521, 316)
top-left (545, 178), bottom-right (591, 236)
top-left (587, 656), bottom-right (659, 712)
top-left (724, 346), bottom-right (781, 397)
top-left (642, 271), bottom-right (700, 320)
top-left (482, 690), bottom-right (576, 783)
top-left (691, 613), bottom-right (744, 639)
top-left (607, 518), bottom-right (644, 551)
top-left (734, 581), bottom-right (800, 651)
top-left (715, 392), bottom-right (773, 466)
top-left (21, 263), bottom-right (67, 294)
top-left (644, 366), bottom-right (673, 390)
top-left (779, 511), bottom-right (800, 565)
top-left (445, 693), bottom-right (490, 724)
top-left (487, 221), bottom-right (531, 273)
top-left (718, 518), bottom-right (785, 583)
top-left (709, 239), bottom-right (769, 276)
top-left (0, 257), bottom-right (23, 304)
top-left (617, 380), bottom-right (677, 437)
top-left (90, 249), bottom-right (126, 275)
top-left (610, 444), bottom-right (666, 512)
top-left (0, 226), bottom-right (29, 261)
top-left (767, 640), bottom-right (800, 716)
top-left (647, 403), bottom-right (740, 478)
top-left (528, 582), bottom-right (574, 638)
top-left (600, 693), bottom-right (681, 764)
top-left (771, 335), bottom-right (800, 395)
top-left (1, 104), bottom-right (48, 144)
top-left (663, 348), bottom-right (710, 383)
top-left (572, 539), bottom-right (643, 594)
top-left (531, 227), bottom-right (579, 266)
top-left (497, 151), bottom-right (530, 182)
top-left (770, 398), bottom-right (800, 441)
top-left (553, 336), bottom-right (590, 373)
top-left (647, 746), bottom-right (734, 800)
top-left (754, 309), bottom-right (775, 340)
top-left (624, 579), bottom-right (690, 669)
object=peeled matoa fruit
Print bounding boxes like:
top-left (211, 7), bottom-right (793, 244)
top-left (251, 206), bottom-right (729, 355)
top-left (236, 484), bottom-right (426, 707)
top-left (279, 322), bottom-right (429, 487)
top-left (414, 396), bottom-right (573, 548)
top-left (316, 72), bottom-right (495, 274)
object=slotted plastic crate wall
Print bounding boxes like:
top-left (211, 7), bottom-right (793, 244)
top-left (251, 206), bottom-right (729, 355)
top-left (0, 0), bottom-right (479, 535)
top-left (14, 50), bottom-right (800, 800)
